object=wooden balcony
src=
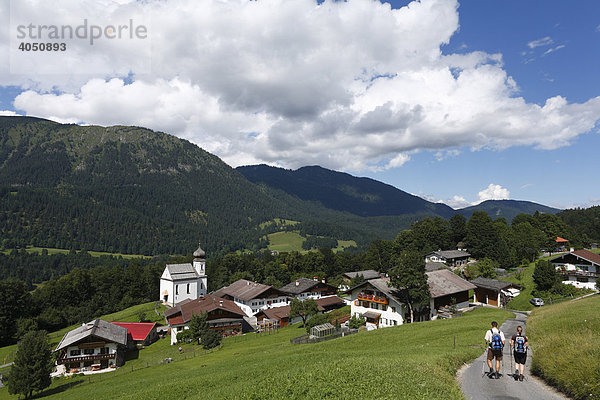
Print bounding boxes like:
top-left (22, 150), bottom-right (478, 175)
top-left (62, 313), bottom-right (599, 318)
top-left (57, 353), bottom-right (115, 365)
top-left (357, 293), bottom-right (389, 305)
top-left (557, 270), bottom-right (598, 278)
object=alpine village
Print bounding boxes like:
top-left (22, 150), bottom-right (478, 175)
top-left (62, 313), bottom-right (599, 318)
top-left (0, 117), bottom-right (598, 400)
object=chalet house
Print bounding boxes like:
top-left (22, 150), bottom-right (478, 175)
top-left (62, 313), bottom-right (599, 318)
top-left (55, 319), bottom-right (128, 372)
top-left (471, 277), bottom-right (520, 307)
top-left (164, 296), bottom-right (248, 345)
top-left (213, 279), bottom-right (288, 317)
top-left (425, 250), bottom-right (470, 267)
top-left (551, 249), bottom-right (600, 290)
top-left (110, 322), bottom-right (158, 347)
top-left (159, 243), bottom-right (208, 306)
top-left (426, 269), bottom-right (476, 318)
top-left (348, 278), bottom-right (406, 328)
top-left (255, 296), bottom-right (346, 328)
top-left (279, 277), bottom-right (337, 300)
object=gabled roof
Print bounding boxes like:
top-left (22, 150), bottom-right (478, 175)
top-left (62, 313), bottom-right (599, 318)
top-left (426, 269), bottom-right (476, 298)
top-left (349, 278), bottom-right (405, 305)
top-left (342, 270), bottom-right (380, 280)
top-left (110, 322), bottom-right (157, 341)
top-left (255, 296), bottom-right (345, 321)
top-left (425, 262), bottom-right (448, 272)
top-left (279, 277), bottom-right (336, 295)
top-left (427, 250), bottom-right (470, 259)
top-left (470, 277), bottom-right (516, 291)
top-left (55, 319), bottom-right (127, 351)
top-left (551, 249), bottom-right (600, 266)
top-left (165, 263), bottom-right (199, 280)
top-left (316, 295), bottom-right (345, 308)
top-left (165, 296), bottom-right (246, 325)
top-left (213, 279), bottom-right (285, 301)
top-left (556, 237), bottom-right (569, 243)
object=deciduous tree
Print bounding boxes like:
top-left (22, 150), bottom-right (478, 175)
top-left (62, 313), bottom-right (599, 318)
top-left (290, 298), bottom-right (319, 327)
top-left (388, 250), bottom-right (430, 323)
top-left (6, 330), bottom-right (53, 399)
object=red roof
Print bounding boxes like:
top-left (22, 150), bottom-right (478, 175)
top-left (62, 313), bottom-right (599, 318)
top-left (110, 322), bottom-right (157, 341)
top-left (556, 237), bottom-right (569, 243)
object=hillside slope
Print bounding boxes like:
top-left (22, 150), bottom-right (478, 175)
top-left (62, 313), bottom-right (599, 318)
top-left (238, 164), bottom-right (455, 218)
top-left (458, 199), bottom-right (561, 222)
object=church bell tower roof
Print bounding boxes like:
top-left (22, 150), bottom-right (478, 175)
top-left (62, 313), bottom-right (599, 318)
top-left (193, 243), bottom-right (205, 258)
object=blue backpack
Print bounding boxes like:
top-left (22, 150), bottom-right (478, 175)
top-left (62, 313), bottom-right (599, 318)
top-left (514, 335), bottom-right (526, 354)
top-left (490, 330), bottom-right (503, 350)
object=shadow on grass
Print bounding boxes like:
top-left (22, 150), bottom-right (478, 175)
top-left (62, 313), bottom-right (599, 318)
top-left (32, 380), bottom-right (84, 399)
top-left (125, 348), bottom-right (139, 361)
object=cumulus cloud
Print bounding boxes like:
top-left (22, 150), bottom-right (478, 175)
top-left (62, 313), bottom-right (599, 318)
top-left (3, 0), bottom-right (600, 171)
top-left (444, 195), bottom-right (471, 209)
top-left (477, 184), bottom-right (510, 203)
top-left (0, 110), bottom-right (20, 116)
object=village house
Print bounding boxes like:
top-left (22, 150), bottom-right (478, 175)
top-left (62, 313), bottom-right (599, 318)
top-left (213, 279), bottom-right (288, 317)
top-left (550, 249), bottom-right (600, 290)
top-left (110, 321), bottom-right (158, 347)
top-left (159, 243), bottom-right (208, 306)
top-left (279, 277), bottom-right (337, 300)
top-left (55, 319), bottom-right (128, 373)
top-left (426, 269), bottom-right (476, 318)
top-left (255, 295), bottom-right (346, 327)
top-left (164, 296), bottom-right (248, 345)
top-left (425, 250), bottom-right (470, 267)
top-left (339, 269), bottom-right (380, 291)
top-left (471, 277), bottom-right (521, 307)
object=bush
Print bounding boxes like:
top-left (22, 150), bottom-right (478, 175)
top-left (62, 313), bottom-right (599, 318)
top-left (305, 314), bottom-right (330, 333)
top-left (201, 330), bottom-right (221, 350)
top-left (176, 329), bottom-right (195, 343)
top-left (348, 315), bottom-right (365, 329)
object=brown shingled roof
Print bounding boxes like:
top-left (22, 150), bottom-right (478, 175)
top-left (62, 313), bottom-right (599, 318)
top-left (165, 296), bottom-right (246, 325)
top-left (213, 279), bottom-right (286, 302)
top-left (426, 269), bottom-right (476, 298)
top-left (572, 249), bottom-right (600, 265)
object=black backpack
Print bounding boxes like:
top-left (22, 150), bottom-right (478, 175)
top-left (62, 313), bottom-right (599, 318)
top-left (514, 335), bottom-right (526, 353)
top-left (490, 329), bottom-right (503, 350)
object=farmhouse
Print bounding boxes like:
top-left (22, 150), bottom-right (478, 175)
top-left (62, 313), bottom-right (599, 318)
top-left (348, 278), bottom-right (407, 328)
top-left (279, 277), bottom-right (337, 300)
top-left (164, 296), bottom-right (248, 345)
top-left (55, 319), bottom-right (128, 372)
top-left (471, 277), bottom-right (520, 307)
top-left (551, 249), bottom-right (600, 290)
top-left (213, 279), bottom-right (288, 317)
top-left (426, 269), bottom-right (476, 318)
top-left (254, 295), bottom-right (346, 328)
top-left (110, 321), bottom-right (158, 347)
top-left (425, 250), bottom-right (470, 267)
top-left (159, 243), bottom-right (208, 306)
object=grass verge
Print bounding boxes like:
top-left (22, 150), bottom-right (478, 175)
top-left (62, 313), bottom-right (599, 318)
top-left (0, 307), bottom-right (512, 399)
top-left (527, 294), bottom-right (600, 400)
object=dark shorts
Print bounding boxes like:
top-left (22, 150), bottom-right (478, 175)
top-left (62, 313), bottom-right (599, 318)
top-left (514, 351), bottom-right (527, 364)
top-left (487, 348), bottom-right (503, 361)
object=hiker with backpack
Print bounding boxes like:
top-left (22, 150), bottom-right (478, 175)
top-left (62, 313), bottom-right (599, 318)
top-left (484, 321), bottom-right (505, 379)
top-left (510, 325), bottom-right (529, 382)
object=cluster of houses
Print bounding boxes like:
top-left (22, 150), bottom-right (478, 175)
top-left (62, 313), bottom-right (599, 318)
top-left (54, 240), bottom-right (598, 374)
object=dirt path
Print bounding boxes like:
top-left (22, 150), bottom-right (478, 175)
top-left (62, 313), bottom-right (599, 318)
top-left (459, 312), bottom-right (568, 400)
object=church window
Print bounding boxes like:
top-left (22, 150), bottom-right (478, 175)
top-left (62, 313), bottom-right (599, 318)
top-left (176, 285), bottom-right (179, 295)
top-left (187, 283), bottom-right (190, 294)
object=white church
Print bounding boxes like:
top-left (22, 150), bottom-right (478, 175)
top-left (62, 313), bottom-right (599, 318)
top-left (160, 243), bottom-right (208, 306)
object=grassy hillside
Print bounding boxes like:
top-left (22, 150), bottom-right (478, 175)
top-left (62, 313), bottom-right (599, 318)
top-left (0, 246), bottom-right (150, 259)
top-left (527, 294), bottom-right (600, 400)
top-left (0, 307), bottom-right (513, 399)
top-left (266, 231), bottom-right (357, 253)
top-left (0, 302), bottom-right (165, 367)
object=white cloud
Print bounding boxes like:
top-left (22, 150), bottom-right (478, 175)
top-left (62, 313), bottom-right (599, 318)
top-left (3, 0), bottom-right (600, 172)
top-left (444, 195), bottom-right (471, 209)
top-left (543, 44), bottom-right (566, 56)
top-left (527, 36), bottom-right (553, 49)
top-left (0, 110), bottom-right (20, 116)
top-left (477, 183), bottom-right (510, 203)
top-left (520, 183), bottom-right (534, 189)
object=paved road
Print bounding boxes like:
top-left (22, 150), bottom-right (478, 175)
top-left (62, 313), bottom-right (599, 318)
top-left (459, 312), bottom-right (568, 400)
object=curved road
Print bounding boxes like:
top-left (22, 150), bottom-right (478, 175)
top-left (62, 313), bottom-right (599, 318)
top-left (459, 312), bottom-right (568, 400)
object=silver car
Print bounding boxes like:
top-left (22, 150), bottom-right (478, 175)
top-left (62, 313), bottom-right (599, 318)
top-left (530, 297), bottom-right (544, 306)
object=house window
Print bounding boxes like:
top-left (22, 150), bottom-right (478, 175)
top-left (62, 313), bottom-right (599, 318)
top-left (176, 285), bottom-right (179, 295)
top-left (393, 320), bottom-right (397, 326)
top-left (391, 307), bottom-right (396, 313)
top-left (70, 349), bottom-right (81, 356)
top-left (83, 348), bottom-right (94, 355)
top-left (187, 283), bottom-right (190, 294)
top-left (100, 347), bottom-right (109, 354)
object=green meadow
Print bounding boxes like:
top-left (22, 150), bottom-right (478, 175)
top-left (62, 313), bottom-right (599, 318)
top-left (0, 307), bottom-right (513, 400)
top-left (0, 246), bottom-right (151, 259)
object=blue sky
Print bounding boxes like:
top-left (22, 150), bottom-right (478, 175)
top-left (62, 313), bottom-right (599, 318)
top-left (1, 0), bottom-right (599, 210)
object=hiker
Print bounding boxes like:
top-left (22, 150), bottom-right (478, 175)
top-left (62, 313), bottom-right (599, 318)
top-left (510, 325), bottom-right (529, 382)
top-left (484, 321), bottom-right (505, 379)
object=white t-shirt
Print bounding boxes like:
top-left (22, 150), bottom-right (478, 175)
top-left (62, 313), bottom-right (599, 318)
top-left (484, 327), bottom-right (505, 343)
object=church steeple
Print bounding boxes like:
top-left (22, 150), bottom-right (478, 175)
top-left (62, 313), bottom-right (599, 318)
top-left (192, 242), bottom-right (206, 277)
top-left (193, 242), bottom-right (205, 260)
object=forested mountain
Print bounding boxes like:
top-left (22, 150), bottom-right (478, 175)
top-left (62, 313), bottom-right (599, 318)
top-left (457, 200), bottom-right (561, 222)
top-left (0, 117), bottom-right (417, 255)
top-left (238, 164), bottom-right (455, 217)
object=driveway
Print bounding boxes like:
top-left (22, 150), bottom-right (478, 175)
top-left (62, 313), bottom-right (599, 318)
top-left (459, 312), bottom-right (568, 400)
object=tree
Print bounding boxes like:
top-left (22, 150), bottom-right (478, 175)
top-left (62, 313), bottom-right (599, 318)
top-left (449, 214), bottom-right (467, 244)
top-left (6, 330), bottom-right (53, 399)
top-left (388, 250), bottom-right (430, 323)
top-left (290, 298), bottom-right (319, 327)
top-left (465, 211), bottom-right (500, 261)
top-left (532, 259), bottom-right (559, 292)
top-left (200, 329), bottom-right (221, 350)
top-left (188, 312), bottom-right (208, 343)
top-left (477, 258), bottom-right (498, 279)
top-left (0, 279), bottom-right (31, 346)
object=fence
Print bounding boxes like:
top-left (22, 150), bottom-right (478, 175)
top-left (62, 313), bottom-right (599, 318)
top-left (290, 328), bottom-right (358, 345)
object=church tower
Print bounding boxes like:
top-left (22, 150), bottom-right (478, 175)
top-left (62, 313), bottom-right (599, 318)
top-left (193, 242), bottom-right (208, 297)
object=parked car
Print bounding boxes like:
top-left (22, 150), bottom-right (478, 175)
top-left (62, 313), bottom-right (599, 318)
top-left (530, 297), bottom-right (544, 306)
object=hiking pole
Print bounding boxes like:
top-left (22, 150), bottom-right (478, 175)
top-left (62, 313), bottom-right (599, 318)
top-left (510, 345), bottom-right (513, 378)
